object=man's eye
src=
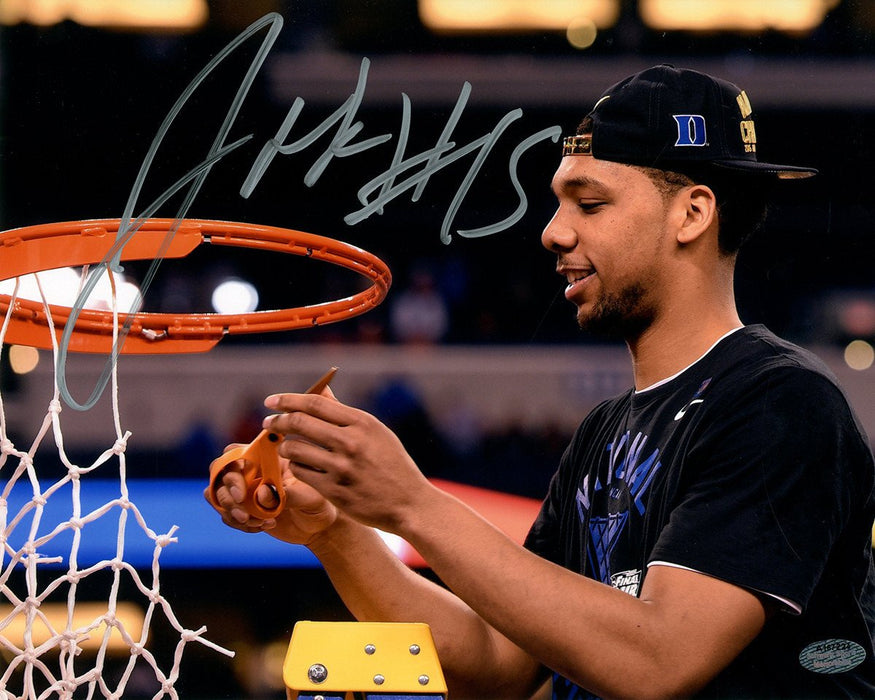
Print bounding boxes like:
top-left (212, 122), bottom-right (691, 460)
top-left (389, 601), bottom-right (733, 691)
top-left (578, 202), bottom-right (604, 212)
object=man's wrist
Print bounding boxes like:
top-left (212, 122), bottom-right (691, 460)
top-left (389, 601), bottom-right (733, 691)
top-left (306, 511), bottom-right (359, 555)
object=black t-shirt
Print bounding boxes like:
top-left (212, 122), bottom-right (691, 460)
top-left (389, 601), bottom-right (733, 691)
top-left (525, 326), bottom-right (875, 698)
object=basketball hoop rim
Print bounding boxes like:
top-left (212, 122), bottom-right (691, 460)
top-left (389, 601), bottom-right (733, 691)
top-left (0, 218), bottom-right (392, 354)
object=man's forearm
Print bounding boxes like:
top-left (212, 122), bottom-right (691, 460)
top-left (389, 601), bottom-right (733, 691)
top-left (307, 513), bottom-right (544, 698)
top-left (394, 487), bottom-right (766, 700)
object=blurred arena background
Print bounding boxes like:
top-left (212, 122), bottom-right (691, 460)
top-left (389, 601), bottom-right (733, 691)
top-left (0, 1), bottom-right (873, 696)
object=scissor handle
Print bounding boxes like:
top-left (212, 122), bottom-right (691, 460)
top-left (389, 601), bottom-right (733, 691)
top-left (207, 367), bottom-right (337, 520)
top-left (208, 429), bottom-right (286, 519)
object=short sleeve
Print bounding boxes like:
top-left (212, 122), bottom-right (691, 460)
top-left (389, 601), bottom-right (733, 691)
top-left (525, 456), bottom-right (567, 566)
top-left (649, 367), bottom-right (871, 611)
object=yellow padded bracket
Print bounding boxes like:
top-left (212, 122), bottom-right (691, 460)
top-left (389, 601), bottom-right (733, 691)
top-left (283, 621), bottom-right (447, 698)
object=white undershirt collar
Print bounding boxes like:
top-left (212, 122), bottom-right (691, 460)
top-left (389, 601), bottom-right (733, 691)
top-left (635, 326), bottom-right (744, 394)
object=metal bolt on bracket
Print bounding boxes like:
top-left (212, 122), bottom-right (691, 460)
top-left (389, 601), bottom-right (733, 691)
top-left (307, 664), bottom-right (328, 684)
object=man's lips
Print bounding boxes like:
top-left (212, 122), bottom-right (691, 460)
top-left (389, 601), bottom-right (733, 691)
top-left (559, 266), bottom-right (596, 300)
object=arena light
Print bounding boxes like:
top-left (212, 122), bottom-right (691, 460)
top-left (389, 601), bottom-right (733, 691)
top-left (0, 268), bottom-right (141, 313)
top-left (0, 0), bottom-right (208, 30)
top-left (844, 340), bottom-right (875, 371)
top-left (8, 345), bottom-right (40, 375)
top-left (639, 0), bottom-right (840, 33)
top-left (567, 17), bottom-right (599, 49)
top-left (211, 278), bottom-right (260, 314)
top-left (0, 602), bottom-right (144, 652)
top-left (418, 0), bottom-right (620, 32)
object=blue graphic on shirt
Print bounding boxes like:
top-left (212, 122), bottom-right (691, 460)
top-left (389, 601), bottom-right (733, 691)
top-left (553, 672), bottom-right (596, 700)
top-left (559, 431), bottom-right (663, 699)
top-left (575, 430), bottom-right (662, 585)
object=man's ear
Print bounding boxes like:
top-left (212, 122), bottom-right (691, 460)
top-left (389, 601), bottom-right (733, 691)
top-left (676, 184), bottom-right (718, 245)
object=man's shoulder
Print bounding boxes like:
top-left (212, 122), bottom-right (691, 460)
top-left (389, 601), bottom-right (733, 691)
top-left (714, 325), bottom-right (871, 443)
top-left (719, 324), bottom-right (838, 386)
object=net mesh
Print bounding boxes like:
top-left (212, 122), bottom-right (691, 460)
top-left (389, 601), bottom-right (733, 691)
top-left (0, 268), bottom-right (233, 699)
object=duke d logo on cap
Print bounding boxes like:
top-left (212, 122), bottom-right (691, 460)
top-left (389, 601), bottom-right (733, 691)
top-left (672, 115), bottom-right (708, 147)
top-left (562, 64), bottom-right (816, 180)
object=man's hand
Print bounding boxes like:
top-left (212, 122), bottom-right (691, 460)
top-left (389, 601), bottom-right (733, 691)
top-left (261, 393), bottom-right (436, 535)
top-left (204, 450), bottom-right (338, 545)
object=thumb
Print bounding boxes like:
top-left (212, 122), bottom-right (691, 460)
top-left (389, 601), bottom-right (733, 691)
top-left (256, 482), bottom-right (282, 509)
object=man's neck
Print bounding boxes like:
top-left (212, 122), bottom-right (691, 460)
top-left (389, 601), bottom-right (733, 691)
top-left (627, 310), bottom-right (743, 391)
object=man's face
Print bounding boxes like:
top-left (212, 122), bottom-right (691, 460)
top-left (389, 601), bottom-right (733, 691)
top-left (542, 154), bottom-right (675, 339)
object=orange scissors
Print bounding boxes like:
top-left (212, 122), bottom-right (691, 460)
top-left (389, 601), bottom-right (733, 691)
top-left (207, 367), bottom-right (337, 519)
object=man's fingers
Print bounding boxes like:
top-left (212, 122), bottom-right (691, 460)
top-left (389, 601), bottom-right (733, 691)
top-left (263, 409), bottom-right (347, 452)
top-left (264, 392), bottom-right (352, 426)
top-left (321, 385), bottom-right (337, 400)
top-left (222, 509), bottom-right (274, 531)
top-left (218, 470), bottom-right (248, 503)
top-left (279, 436), bottom-right (340, 476)
top-left (229, 507), bottom-right (251, 525)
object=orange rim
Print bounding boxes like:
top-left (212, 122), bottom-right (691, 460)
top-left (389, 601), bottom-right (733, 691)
top-left (0, 218), bottom-right (392, 354)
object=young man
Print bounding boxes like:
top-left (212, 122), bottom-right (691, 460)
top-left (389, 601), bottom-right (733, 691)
top-left (208, 65), bottom-right (875, 698)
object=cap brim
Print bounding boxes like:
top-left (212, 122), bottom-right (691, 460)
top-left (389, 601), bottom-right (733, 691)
top-left (711, 159), bottom-right (818, 180)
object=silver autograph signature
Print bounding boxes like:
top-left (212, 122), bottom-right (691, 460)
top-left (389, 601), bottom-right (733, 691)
top-left (58, 12), bottom-right (561, 409)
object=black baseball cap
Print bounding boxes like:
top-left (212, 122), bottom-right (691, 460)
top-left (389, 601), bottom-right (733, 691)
top-left (562, 64), bottom-right (817, 180)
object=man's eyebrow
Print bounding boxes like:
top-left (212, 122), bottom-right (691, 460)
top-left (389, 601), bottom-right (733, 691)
top-left (551, 174), bottom-right (610, 196)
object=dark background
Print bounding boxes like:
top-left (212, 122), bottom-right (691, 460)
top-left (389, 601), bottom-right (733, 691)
top-left (2, 1), bottom-right (874, 350)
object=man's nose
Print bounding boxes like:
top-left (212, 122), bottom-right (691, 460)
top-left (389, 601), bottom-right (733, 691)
top-left (541, 209), bottom-right (576, 253)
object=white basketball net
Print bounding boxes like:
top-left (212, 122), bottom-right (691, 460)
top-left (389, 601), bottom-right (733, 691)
top-left (0, 269), bottom-right (233, 698)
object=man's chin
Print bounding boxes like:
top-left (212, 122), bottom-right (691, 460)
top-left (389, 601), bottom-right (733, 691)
top-left (577, 316), bottom-right (625, 340)
top-left (573, 283), bottom-right (651, 340)
top-left (576, 309), bottom-right (650, 340)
